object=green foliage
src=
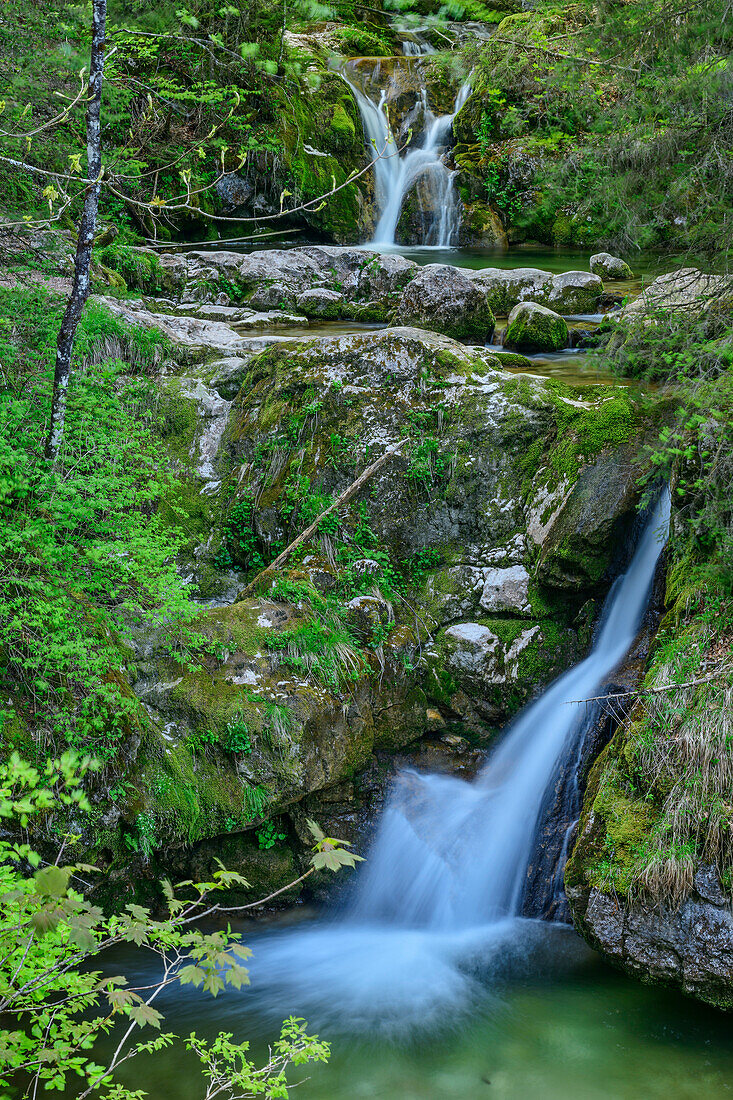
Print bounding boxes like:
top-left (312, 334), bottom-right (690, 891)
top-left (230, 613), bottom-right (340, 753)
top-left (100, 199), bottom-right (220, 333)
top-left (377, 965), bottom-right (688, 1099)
top-left (256, 819), bottom-right (288, 849)
top-left (222, 715), bottom-right (253, 755)
top-left (216, 493), bottom-right (265, 571)
top-left (242, 782), bottom-right (270, 822)
top-left (0, 287), bottom-right (204, 758)
top-left (307, 818), bottom-right (364, 872)
top-left (268, 615), bottom-right (364, 689)
top-left (461, 0), bottom-right (733, 253)
top-left (0, 752), bottom-right (332, 1099)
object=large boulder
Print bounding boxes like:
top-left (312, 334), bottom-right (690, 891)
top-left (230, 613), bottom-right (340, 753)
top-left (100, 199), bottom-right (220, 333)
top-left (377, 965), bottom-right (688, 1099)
top-left (394, 264), bottom-right (495, 340)
top-left (468, 267), bottom-right (603, 316)
top-left (544, 270), bottom-right (603, 314)
top-left (503, 302), bottom-right (568, 352)
top-left (469, 267), bottom-right (553, 316)
top-left (590, 252), bottom-right (634, 280)
top-left (619, 267), bottom-right (733, 320)
top-left (297, 288), bottom-right (344, 318)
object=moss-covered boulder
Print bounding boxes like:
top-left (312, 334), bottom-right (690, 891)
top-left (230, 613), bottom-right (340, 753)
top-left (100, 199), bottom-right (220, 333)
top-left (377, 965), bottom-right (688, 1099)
top-left (458, 201), bottom-right (509, 249)
top-left (590, 252), bottom-right (634, 280)
top-left (394, 264), bottom-right (495, 340)
top-left (503, 302), bottom-right (569, 352)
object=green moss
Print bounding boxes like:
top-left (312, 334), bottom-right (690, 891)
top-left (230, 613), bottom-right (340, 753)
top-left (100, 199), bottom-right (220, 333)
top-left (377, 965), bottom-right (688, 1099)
top-left (504, 307), bottom-right (568, 352)
top-left (330, 101), bottom-right (356, 144)
top-left (97, 244), bottom-right (164, 295)
top-left (548, 390), bottom-right (640, 483)
top-left (426, 666), bottom-right (460, 708)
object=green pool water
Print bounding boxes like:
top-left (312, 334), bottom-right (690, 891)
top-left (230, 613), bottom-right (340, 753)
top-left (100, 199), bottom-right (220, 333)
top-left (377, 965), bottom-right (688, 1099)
top-left (108, 919), bottom-right (733, 1100)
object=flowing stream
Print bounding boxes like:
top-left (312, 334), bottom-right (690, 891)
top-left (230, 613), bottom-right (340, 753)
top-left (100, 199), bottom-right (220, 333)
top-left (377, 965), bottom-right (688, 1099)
top-left (341, 62), bottom-right (471, 247)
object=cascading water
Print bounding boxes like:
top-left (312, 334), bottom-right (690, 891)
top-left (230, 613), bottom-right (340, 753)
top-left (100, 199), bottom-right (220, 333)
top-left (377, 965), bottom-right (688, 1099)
top-left (244, 492), bottom-right (670, 1034)
top-left (341, 61), bottom-right (471, 248)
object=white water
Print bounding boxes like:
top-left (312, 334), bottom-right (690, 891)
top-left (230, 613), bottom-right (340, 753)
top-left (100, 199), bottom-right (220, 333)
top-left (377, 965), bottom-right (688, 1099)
top-left (342, 67), bottom-right (472, 248)
top-left (244, 493), bottom-right (670, 1033)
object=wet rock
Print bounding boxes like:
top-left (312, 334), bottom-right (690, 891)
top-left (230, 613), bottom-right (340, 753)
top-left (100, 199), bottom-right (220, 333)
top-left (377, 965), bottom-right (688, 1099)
top-left (394, 264), bottom-right (495, 340)
top-left (536, 445), bottom-right (642, 590)
top-left (214, 173), bottom-right (254, 213)
top-left (569, 875), bottom-right (733, 1011)
top-left (503, 302), bottom-right (569, 352)
top-left (590, 252), bottom-right (634, 280)
top-left (457, 201), bottom-right (509, 249)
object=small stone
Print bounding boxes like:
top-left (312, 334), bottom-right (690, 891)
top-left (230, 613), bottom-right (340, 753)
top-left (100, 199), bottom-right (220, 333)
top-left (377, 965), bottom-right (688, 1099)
top-left (590, 252), bottom-right (634, 280)
top-left (296, 287), bottom-right (344, 318)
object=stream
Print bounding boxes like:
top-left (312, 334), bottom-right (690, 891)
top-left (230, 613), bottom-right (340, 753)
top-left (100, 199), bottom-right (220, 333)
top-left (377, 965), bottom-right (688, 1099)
top-left (110, 51), bottom-right (722, 1100)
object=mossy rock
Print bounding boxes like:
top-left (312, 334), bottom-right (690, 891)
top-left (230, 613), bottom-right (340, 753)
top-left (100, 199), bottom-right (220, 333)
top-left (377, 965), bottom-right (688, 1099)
top-left (504, 302), bottom-right (568, 352)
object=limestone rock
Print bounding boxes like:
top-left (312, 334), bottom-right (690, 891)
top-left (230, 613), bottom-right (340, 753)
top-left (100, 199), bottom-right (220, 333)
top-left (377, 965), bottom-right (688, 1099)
top-left (503, 302), bottom-right (569, 352)
top-left (394, 264), bottom-right (495, 340)
top-left (619, 267), bottom-right (733, 320)
top-left (590, 252), bottom-right (634, 280)
top-left (96, 297), bottom-right (252, 362)
top-left (469, 266), bottom-right (553, 316)
top-left (479, 565), bottom-right (531, 614)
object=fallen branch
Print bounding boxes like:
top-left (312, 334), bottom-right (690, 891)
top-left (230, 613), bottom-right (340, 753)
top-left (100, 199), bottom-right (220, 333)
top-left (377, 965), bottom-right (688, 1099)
top-left (566, 666), bottom-right (732, 706)
top-left (145, 227), bottom-right (301, 248)
top-left (237, 439), bottom-right (408, 600)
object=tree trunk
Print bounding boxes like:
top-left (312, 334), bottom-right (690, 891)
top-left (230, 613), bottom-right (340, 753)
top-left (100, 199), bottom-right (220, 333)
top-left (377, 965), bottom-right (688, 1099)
top-left (45, 0), bottom-right (107, 462)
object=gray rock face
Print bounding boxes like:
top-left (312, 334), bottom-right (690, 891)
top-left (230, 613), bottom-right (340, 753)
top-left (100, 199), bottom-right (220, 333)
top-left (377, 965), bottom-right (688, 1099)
top-left (394, 264), bottom-right (495, 341)
top-left (503, 302), bottom-right (569, 352)
top-left (468, 266), bottom-right (554, 315)
top-left (158, 245), bottom-right (419, 311)
top-left (619, 267), bottom-right (733, 319)
top-left (469, 267), bottom-right (603, 316)
top-left (214, 173), bottom-right (254, 212)
top-left (96, 297), bottom-right (253, 361)
top-left (568, 870), bottom-right (733, 1010)
top-left (590, 252), bottom-right (634, 280)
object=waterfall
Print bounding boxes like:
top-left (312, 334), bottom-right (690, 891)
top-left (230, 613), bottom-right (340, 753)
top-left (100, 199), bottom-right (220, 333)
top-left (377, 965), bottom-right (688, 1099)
top-left (348, 491), bottom-right (669, 927)
top-left (245, 493), bottom-right (670, 1032)
top-left (341, 64), bottom-right (471, 248)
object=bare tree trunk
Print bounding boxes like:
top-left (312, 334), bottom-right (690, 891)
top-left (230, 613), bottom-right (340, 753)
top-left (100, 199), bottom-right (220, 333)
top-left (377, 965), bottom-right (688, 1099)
top-left (45, 0), bottom-right (107, 462)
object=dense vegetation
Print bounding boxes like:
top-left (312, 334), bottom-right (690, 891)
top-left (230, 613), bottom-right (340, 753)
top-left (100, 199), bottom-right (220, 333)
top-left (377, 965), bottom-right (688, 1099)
top-left (2, 0), bottom-right (730, 254)
top-left (0, 0), bottom-right (732, 1089)
top-left (451, 0), bottom-right (732, 253)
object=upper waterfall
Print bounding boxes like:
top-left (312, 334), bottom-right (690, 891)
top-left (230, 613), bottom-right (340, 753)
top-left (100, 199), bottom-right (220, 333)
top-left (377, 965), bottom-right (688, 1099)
top-left (340, 57), bottom-right (471, 248)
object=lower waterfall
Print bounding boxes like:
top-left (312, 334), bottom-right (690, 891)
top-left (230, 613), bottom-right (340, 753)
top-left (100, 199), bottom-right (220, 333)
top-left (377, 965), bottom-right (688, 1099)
top-left (244, 492), bottom-right (670, 1032)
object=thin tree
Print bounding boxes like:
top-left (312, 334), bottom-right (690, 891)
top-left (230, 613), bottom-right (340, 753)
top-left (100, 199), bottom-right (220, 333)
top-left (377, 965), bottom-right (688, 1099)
top-left (45, 0), bottom-right (107, 462)
top-left (0, 4), bottom-right (398, 461)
